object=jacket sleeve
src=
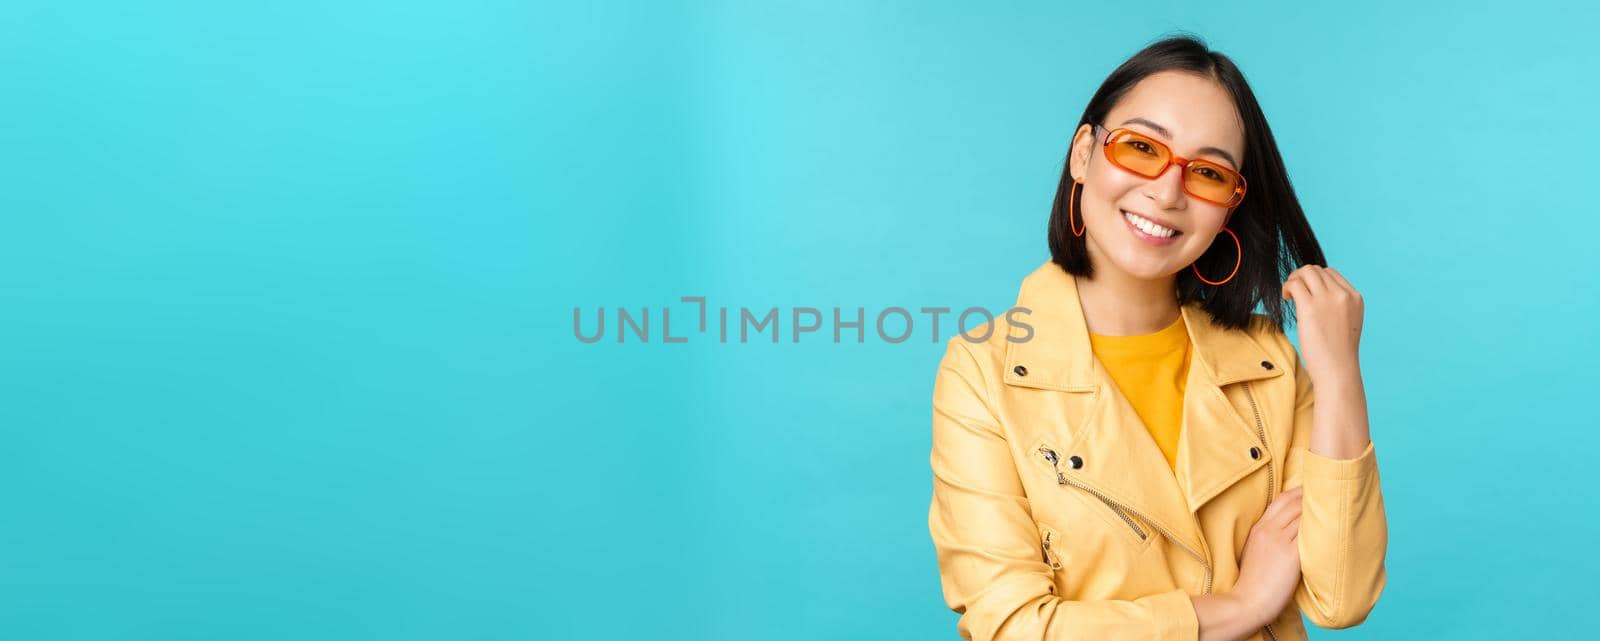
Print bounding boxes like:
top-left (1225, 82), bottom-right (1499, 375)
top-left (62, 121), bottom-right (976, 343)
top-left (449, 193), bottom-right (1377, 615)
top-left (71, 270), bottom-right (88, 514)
top-left (927, 338), bottom-right (1199, 641)
top-left (1280, 345), bottom-right (1389, 629)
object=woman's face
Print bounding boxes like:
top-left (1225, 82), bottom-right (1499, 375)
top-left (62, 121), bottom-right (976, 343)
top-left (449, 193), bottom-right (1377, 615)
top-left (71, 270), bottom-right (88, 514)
top-left (1069, 70), bottom-right (1248, 282)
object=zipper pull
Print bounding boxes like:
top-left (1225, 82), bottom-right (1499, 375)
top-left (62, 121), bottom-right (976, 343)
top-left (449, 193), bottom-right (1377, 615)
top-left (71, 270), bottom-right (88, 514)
top-left (1039, 447), bottom-right (1067, 485)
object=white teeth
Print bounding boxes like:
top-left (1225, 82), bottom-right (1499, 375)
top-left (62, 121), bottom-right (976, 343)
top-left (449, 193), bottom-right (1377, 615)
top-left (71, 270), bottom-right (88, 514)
top-left (1124, 211), bottom-right (1176, 238)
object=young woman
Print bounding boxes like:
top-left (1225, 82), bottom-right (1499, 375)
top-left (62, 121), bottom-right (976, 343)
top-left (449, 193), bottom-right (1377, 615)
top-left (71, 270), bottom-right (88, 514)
top-left (927, 36), bottom-right (1387, 641)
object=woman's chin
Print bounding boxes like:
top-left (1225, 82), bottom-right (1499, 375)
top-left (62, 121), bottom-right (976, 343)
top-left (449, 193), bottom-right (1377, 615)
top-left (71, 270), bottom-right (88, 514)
top-left (1104, 247), bottom-right (1185, 281)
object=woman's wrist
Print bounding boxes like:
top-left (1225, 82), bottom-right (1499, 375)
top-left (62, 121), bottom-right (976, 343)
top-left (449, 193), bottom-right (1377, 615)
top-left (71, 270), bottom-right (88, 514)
top-left (1191, 592), bottom-right (1270, 641)
top-left (1230, 589), bottom-right (1275, 628)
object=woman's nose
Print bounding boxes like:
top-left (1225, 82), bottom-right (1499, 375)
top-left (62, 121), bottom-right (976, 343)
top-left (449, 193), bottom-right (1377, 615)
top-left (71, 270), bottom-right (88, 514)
top-left (1147, 164), bottom-right (1188, 209)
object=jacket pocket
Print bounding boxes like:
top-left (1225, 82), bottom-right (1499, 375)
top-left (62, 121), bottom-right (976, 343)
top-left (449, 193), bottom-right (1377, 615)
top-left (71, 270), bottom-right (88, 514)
top-left (1034, 520), bottom-right (1069, 597)
top-left (1038, 522), bottom-right (1064, 572)
top-left (1029, 438), bottom-right (1153, 550)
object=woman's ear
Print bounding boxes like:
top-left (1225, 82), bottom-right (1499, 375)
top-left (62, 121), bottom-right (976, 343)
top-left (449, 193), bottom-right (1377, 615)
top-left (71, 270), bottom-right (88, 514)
top-left (1068, 123), bottom-right (1093, 183)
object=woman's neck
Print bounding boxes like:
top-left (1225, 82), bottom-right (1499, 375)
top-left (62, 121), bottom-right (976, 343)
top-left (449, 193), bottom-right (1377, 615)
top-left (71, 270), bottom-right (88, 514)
top-left (1073, 270), bottom-right (1181, 337)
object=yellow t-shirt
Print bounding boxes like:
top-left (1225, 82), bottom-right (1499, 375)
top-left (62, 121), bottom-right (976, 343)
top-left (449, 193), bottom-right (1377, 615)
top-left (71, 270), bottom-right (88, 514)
top-left (1087, 312), bottom-right (1191, 471)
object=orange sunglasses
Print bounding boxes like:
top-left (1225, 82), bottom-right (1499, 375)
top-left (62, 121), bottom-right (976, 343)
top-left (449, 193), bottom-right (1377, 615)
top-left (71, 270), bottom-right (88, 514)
top-left (1093, 124), bottom-right (1247, 208)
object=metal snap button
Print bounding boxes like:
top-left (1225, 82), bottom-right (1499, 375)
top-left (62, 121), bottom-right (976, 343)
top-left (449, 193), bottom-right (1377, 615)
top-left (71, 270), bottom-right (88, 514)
top-left (1014, 365), bottom-right (1028, 377)
top-left (1260, 360), bottom-right (1274, 370)
top-left (1068, 455), bottom-right (1083, 469)
top-left (1249, 447), bottom-right (1261, 460)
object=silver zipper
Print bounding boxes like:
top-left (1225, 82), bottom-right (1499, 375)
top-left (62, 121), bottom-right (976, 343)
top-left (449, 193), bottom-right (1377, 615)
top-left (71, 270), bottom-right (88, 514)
top-left (1242, 381), bottom-right (1274, 503)
top-left (1243, 382), bottom-right (1281, 641)
top-left (1039, 448), bottom-right (1144, 537)
top-left (1041, 530), bottom-right (1061, 569)
top-left (1038, 446), bottom-right (1214, 594)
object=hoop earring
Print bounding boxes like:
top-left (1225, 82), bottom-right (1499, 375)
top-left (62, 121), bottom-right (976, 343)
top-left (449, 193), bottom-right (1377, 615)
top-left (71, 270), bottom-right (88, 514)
top-left (1191, 226), bottom-right (1241, 285)
top-left (1069, 180), bottom-right (1085, 237)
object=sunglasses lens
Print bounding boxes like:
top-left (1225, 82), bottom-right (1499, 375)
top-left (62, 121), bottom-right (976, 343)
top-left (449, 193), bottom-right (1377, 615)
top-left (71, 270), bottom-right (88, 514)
top-left (1106, 132), bottom-right (1169, 177)
top-left (1184, 161), bottom-right (1243, 205)
top-left (1105, 128), bottom-right (1245, 206)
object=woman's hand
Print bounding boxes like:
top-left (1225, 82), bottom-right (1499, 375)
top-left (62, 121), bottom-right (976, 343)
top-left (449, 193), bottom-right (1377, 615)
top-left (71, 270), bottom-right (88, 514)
top-left (1281, 264), bottom-right (1363, 384)
top-left (1192, 487), bottom-right (1304, 640)
top-left (1232, 486), bottom-right (1304, 627)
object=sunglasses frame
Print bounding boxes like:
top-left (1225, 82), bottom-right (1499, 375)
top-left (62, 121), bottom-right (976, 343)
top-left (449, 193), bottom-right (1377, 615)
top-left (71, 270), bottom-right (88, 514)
top-left (1092, 124), bottom-right (1247, 208)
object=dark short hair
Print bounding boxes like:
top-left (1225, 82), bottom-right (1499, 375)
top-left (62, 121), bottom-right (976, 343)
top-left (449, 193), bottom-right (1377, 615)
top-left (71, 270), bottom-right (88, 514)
top-left (1047, 33), bottom-right (1325, 333)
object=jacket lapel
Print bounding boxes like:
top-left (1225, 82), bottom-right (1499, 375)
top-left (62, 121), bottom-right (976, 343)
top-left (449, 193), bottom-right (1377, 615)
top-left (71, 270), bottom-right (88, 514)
top-left (1175, 302), bottom-right (1285, 513)
top-left (1002, 261), bottom-right (1284, 558)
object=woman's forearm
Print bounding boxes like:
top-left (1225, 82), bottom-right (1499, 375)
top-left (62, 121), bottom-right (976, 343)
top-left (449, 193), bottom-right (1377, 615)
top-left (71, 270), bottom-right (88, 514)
top-left (1307, 370), bottom-right (1371, 460)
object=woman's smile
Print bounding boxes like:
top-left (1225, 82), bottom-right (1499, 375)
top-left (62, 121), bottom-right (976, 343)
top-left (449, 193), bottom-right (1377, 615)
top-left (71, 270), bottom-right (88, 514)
top-left (1121, 210), bottom-right (1183, 246)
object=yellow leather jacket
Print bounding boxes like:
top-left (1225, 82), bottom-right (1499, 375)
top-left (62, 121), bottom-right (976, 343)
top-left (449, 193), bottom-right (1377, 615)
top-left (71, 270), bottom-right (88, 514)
top-left (928, 260), bottom-right (1387, 641)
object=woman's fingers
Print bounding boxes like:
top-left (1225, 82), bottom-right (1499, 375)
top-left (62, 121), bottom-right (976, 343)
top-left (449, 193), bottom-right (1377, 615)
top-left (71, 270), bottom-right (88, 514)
top-left (1323, 266), bottom-right (1355, 294)
top-left (1282, 266), bottom-right (1325, 302)
top-left (1282, 274), bottom-right (1310, 301)
top-left (1263, 487), bottom-right (1292, 516)
top-left (1296, 265), bottom-right (1329, 298)
top-left (1280, 501), bottom-right (1302, 529)
top-left (1263, 486), bottom-right (1303, 528)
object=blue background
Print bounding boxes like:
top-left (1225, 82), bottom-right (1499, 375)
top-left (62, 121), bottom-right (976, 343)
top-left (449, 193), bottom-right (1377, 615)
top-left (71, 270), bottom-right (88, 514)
top-left (2, 1), bottom-right (1595, 638)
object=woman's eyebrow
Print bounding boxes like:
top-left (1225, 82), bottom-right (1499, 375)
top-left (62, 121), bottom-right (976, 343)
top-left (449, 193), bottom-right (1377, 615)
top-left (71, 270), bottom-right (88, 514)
top-left (1117, 117), bottom-right (1240, 169)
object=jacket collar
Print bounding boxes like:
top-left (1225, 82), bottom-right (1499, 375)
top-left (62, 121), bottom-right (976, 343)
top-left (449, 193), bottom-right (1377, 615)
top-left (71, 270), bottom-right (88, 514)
top-left (1002, 260), bottom-right (1285, 558)
top-left (1002, 260), bottom-right (1282, 392)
